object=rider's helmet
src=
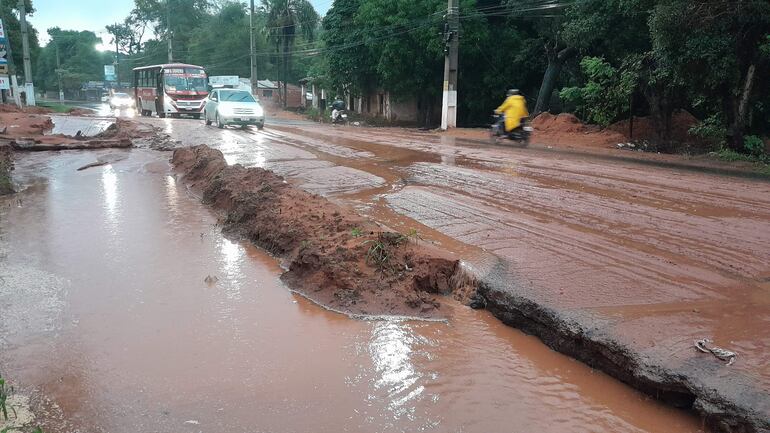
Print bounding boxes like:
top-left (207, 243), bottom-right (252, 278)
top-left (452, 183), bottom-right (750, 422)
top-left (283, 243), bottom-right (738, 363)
top-left (507, 89), bottom-right (520, 96)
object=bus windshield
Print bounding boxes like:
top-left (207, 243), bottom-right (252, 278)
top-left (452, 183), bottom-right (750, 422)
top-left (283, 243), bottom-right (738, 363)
top-left (164, 74), bottom-right (207, 92)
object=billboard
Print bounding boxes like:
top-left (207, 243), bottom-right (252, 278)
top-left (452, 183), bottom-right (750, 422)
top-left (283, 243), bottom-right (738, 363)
top-left (0, 19), bottom-right (8, 74)
top-left (104, 65), bottom-right (116, 81)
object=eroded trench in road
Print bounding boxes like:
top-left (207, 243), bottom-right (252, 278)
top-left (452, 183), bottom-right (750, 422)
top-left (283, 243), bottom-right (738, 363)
top-left (0, 146), bottom-right (709, 432)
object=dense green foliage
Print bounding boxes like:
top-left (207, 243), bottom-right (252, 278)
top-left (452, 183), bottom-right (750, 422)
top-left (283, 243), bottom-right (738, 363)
top-left (0, 0), bottom-right (40, 75)
top-left (19, 0), bottom-right (770, 156)
top-left (319, 0), bottom-right (770, 153)
top-left (35, 28), bottom-right (114, 91)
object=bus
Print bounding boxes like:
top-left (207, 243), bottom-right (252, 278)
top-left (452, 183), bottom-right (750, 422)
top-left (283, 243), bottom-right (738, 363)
top-left (133, 63), bottom-right (208, 118)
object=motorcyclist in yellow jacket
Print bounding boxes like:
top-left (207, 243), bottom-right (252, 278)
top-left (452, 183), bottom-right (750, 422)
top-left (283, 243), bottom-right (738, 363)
top-left (495, 89), bottom-right (529, 132)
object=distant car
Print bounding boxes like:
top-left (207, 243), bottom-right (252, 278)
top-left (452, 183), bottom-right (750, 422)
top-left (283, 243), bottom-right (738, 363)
top-left (109, 92), bottom-right (134, 109)
top-left (204, 89), bottom-right (265, 130)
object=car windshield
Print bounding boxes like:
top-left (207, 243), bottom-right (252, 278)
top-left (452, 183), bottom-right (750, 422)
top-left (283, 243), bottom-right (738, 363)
top-left (219, 90), bottom-right (256, 103)
top-left (113, 93), bottom-right (129, 98)
top-left (164, 74), bottom-right (208, 92)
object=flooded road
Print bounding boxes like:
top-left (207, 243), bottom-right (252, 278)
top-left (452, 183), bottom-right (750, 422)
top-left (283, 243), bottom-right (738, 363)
top-left (0, 149), bottom-right (705, 432)
top-left (134, 114), bottom-right (770, 428)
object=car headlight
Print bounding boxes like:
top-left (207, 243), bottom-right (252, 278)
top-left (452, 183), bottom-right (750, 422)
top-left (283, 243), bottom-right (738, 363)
top-left (254, 106), bottom-right (264, 117)
top-left (219, 106), bottom-right (233, 116)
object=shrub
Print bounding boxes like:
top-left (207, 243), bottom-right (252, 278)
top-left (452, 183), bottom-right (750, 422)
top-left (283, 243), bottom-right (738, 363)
top-left (743, 135), bottom-right (766, 159)
top-left (688, 114), bottom-right (727, 148)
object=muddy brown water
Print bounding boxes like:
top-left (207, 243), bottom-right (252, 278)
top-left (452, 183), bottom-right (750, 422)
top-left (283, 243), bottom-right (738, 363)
top-left (0, 149), bottom-right (706, 432)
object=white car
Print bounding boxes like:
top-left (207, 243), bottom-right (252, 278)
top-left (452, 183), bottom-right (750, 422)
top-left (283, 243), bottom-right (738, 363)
top-left (204, 89), bottom-right (265, 130)
top-left (109, 92), bottom-right (134, 109)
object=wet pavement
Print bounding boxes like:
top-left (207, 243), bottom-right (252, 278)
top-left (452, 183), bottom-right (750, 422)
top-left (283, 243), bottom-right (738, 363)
top-left (134, 114), bottom-right (769, 424)
top-left (48, 115), bottom-right (116, 137)
top-left (0, 149), bottom-right (705, 432)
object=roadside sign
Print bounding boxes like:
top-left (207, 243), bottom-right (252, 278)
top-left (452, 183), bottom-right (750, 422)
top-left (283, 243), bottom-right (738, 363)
top-left (104, 65), bottom-right (116, 81)
top-left (0, 19), bottom-right (5, 39)
top-left (209, 75), bottom-right (240, 87)
top-left (0, 38), bottom-right (8, 65)
top-left (0, 75), bottom-right (10, 90)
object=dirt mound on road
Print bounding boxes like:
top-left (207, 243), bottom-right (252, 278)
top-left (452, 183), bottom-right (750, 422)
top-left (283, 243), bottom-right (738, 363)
top-left (0, 104), bottom-right (53, 114)
top-left (608, 110), bottom-right (700, 145)
top-left (172, 145), bottom-right (464, 319)
top-left (532, 112), bottom-right (593, 134)
top-left (532, 113), bottom-right (627, 148)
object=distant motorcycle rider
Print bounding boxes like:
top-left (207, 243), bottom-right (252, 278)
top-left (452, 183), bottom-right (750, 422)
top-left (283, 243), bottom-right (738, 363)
top-left (331, 96), bottom-right (346, 123)
top-left (495, 89), bottom-right (529, 133)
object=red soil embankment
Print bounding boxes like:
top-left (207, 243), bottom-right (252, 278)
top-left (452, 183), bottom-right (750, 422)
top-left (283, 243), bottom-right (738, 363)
top-left (172, 145), bottom-right (466, 319)
top-left (532, 111), bottom-right (702, 149)
top-left (532, 113), bottom-right (626, 148)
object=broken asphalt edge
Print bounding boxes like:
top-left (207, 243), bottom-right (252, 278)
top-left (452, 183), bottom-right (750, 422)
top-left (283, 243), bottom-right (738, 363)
top-left (477, 262), bottom-right (769, 433)
top-left (169, 144), bottom-right (767, 433)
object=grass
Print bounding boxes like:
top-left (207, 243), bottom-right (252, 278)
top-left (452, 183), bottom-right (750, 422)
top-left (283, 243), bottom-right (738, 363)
top-left (36, 101), bottom-right (78, 113)
top-left (364, 239), bottom-right (390, 270)
top-left (350, 227), bottom-right (363, 238)
top-left (0, 373), bottom-right (12, 421)
top-left (710, 146), bottom-right (770, 175)
top-left (713, 147), bottom-right (762, 163)
top-left (0, 374), bottom-right (45, 433)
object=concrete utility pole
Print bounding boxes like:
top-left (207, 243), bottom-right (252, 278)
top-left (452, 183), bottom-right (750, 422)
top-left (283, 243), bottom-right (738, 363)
top-left (17, 0), bottom-right (35, 105)
top-left (55, 42), bottom-right (63, 102)
top-left (166, 0), bottom-right (173, 62)
top-left (249, 0), bottom-right (258, 95)
top-left (440, 0), bottom-right (458, 130)
top-left (114, 35), bottom-right (120, 85)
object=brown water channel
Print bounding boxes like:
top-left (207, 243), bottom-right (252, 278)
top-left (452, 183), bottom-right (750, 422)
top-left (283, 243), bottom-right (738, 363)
top-left (0, 149), bottom-right (704, 432)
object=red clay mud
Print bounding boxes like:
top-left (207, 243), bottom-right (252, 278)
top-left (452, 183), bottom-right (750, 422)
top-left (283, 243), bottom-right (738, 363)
top-left (172, 145), bottom-right (462, 318)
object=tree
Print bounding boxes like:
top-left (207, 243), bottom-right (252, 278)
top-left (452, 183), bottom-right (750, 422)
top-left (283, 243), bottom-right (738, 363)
top-left (560, 56), bottom-right (637, 126)
top-left (34, 28), bottom-right (111, 93)
top-left (0, 0), bottom-right (40, 75)
top-left (262, 0), bottom-right (319, 107)
top-left (650, 0), bottom-right (770, 150)
top-left (131, 0), bottom-right (211, 62)
top-left (322, 0), bottom-right (375, 96)
top-left (106, 11), bottom-right (148, 58)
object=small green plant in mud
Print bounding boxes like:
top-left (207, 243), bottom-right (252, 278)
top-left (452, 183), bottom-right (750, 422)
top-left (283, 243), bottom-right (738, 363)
top-left (404, 228), bottom-right (423, 243)
top-left (1, 427), bottom-right (45, 433)
top-left (363, 239), bottom-right (390, 270)
top-left (0, 374), bottom-right (15, 421)
top-left (362, 232), bottom-right (411, 271)
top-left (350, 227), bottom-right (363, 238)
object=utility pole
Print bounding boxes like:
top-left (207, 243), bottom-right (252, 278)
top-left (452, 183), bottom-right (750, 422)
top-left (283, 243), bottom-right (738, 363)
top-left (249, 0), bottom-right (258, 96)
top-left (440, 0), bottom-right (458, 130)
top-left (17, 0), bottom-right (35, 105)
top-left (55, 42), bottom-right (63, 102)
top-left (166, 0), bottom-right (173, 62)
top-left (114, 35), bottom-right (120, 85)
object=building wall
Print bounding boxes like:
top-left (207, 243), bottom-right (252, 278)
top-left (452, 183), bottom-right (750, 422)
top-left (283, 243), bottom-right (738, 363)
top-left (354, 91), bottom-right (420, 123)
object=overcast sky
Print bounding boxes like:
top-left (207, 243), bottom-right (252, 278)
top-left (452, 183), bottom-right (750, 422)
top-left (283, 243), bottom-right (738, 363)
top-left (28, 0), bottom-right (332, 47)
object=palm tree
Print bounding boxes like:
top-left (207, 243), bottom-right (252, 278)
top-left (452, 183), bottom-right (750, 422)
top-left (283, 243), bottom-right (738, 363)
top-left (262, 0), bottom-right (319, 107)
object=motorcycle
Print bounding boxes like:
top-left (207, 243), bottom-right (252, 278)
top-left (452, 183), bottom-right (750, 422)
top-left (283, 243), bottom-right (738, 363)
top-left (490, 113), bottom-right (533, 146)
top-left (331, 108), bottom-right (348, 124)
